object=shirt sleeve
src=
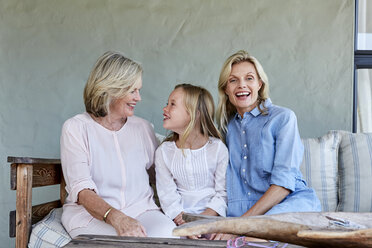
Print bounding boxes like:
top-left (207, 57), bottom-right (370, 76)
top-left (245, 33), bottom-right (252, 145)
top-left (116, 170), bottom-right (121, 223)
top-left (60, 118), bottom-right (98, 203)
top-left (270, 110), bottom-right (304, 192)
top-left (155, 146), bottom-right (184, 220)
top-left (205, 141), bottom-right (228, 217)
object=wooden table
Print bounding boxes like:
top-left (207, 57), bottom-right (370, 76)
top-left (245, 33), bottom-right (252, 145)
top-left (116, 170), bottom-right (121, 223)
top-left (65, 235), bottom-right (304, 247)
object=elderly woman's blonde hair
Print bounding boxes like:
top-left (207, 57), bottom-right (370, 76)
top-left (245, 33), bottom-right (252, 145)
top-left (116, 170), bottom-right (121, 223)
top-left (164, 84), bottom-right (222, 149)
top-left (84, 51), bottom-right (143, 117)
top-left (216, 50), bottom-right (270, 136)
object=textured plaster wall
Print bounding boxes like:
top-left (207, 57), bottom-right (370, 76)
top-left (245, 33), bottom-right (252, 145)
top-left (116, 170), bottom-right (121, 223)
top-left (0, 0), bottom-right (353, 246)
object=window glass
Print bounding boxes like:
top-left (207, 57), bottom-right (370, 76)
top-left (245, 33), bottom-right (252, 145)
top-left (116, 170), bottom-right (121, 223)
top-left (357, 69), bottom-right (372, 132)
top-left (357, 0), bottom-right (372, 50)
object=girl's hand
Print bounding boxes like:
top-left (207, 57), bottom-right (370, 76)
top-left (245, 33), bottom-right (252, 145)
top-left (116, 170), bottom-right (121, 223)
top-left (108, 209), bottom-right (147, 237)
top-left (173, 211), bottom-right (186, 226)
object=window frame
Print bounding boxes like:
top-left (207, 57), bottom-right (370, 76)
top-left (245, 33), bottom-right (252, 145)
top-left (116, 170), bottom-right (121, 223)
top-left (353, 0), bottom-right (372, 132)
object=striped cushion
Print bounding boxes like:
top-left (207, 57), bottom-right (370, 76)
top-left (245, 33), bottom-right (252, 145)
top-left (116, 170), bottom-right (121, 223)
top-left (337, 132), bottom-right (372, 212)
top-left (28, 208), bottom-right (71, 248)
top-left (300, 131), bottom-right (341, 212)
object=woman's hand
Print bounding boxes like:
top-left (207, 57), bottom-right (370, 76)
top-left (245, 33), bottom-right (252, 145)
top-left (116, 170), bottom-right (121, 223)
top-left (77, 189), bottom-right (146, 237)
top-left (173, 211), bottom-right (185, 226)
top-left (107, 209), bottom-right (147, 237)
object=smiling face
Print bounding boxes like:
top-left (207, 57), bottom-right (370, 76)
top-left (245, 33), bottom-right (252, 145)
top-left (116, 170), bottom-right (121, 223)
top-left (163, 87), bottom-right (191, 135)
top-left (110, 78), bottom-right (142, 119)
top-left (224, 61), bottom-right (262, 117)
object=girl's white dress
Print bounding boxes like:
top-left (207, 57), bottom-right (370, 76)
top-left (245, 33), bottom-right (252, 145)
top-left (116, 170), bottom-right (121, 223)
top-left (155, 137), bottom-right (228, 219)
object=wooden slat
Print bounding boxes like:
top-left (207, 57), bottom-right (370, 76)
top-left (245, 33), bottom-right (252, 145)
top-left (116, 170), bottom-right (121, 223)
top-left (66, 235), bottom-right (227, 247)
top-left (16, 164), bottom-right (32, 248)
top-left (32, 163), bottom-right (62, 187)
top-left (66, 235), bottom-right (300, 248)
top-left (9, 210), bottom-right (16, 238)
top-left (31, 200), bottom-right (61, 224)
top-left (9, 200), bottom-right (62, 238)
top-left (10, 163), bottom-right (17, 190)
top-left (11, 163), bottom-right (62, 190)
top-left (60, 176), bottom-right (67, 205)
top-left (8, 156), bottom-right (60, 164)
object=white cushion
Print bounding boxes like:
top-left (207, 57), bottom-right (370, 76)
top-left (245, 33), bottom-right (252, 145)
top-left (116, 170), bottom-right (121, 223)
top-left (300, 130), bottom-right (341, 211)
top-left (28, 208), bottom-right (71, 248)
top-left (337, 131), bottom-right (372, 212)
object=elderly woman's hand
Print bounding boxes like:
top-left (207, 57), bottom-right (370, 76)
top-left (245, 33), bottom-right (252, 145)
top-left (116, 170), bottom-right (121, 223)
top-left (107, 208), bottom-right (147, 237)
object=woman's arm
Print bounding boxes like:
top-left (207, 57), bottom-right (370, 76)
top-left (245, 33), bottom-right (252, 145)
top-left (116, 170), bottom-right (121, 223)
top-left (78, 189), bottom-right (146, 237)
top-left (242, 185), bottom-right (290, 217)
top-left (212, 186), bottom-right (289, 241)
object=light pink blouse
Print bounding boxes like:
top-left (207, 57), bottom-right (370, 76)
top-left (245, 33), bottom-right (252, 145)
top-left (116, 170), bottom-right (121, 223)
top-left (60, 112), bottom-right (159, 233)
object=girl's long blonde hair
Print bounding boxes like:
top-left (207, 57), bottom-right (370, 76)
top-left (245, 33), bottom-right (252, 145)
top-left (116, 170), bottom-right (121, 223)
top-left (164, 84), bottom-right (222, 148)
top-left (216, 50), bottom-right (270, 137)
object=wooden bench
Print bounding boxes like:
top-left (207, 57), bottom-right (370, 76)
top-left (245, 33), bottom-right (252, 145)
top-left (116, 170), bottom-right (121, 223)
top-left (7, 156), bottom-right (66, 248)
top-left (7, 156), bottom-right (303, 248)
top-left (7, 156), bottom-right (160, 248)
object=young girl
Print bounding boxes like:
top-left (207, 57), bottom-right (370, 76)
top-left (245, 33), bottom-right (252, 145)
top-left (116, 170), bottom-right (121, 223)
top-left (155, 83), bottom-right (228, 230)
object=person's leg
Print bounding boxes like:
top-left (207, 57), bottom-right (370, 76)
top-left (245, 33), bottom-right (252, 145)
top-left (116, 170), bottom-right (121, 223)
top-left (68, 218), bottom-right (117, 238)
top-left (136, 210), bottom-right (177, 238)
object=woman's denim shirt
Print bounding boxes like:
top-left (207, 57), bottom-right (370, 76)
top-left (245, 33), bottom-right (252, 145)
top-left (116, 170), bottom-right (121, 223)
top-left (225, 98), bottom-right (309, 217)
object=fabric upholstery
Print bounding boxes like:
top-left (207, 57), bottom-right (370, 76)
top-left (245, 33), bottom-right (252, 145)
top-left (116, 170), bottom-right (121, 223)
top-left (300, 130), bottom-right (341, 211)
top-left (28, 208), bottom-right (71, 248)
top-left (337, 131), bottom-right (372, 212)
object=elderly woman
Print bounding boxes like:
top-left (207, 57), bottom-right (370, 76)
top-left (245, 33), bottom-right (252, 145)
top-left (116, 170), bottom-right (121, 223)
top-left (60, 51), bottom-right (175, 238)
top-left (214, 50), bottom-right (321, 239)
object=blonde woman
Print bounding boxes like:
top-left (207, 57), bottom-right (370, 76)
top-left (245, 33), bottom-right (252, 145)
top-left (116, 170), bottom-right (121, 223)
top-left (215, 50), bottom-right (321, 239)
top-left (155, 84), bottom-right (228, 238)
top-left (60, 51), bottom-right (175, 238)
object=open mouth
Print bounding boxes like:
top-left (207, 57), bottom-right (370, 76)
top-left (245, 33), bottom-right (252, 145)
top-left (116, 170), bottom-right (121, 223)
top-left (163, 114), bottom-right (170, 120)
top-left (235, 92), bottom-right (251, 98)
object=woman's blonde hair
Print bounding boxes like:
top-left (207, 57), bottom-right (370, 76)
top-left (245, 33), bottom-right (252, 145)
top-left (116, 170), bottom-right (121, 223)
top-left (83, 51), bottom-right (143, 117)
top-left (164, 84), bottom-right (222, 148)
top-left (216, 50), bottom-right (270, 136)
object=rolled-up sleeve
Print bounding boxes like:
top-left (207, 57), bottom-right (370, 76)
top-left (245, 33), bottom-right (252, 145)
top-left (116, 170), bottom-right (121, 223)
top-left (206, 143), bottom-right (228, 217)
top-left (270, 110), bottom-right (304, 192)
top-left (155, 147), bottom-right (183, 220)
top-left (60, 119), bottom-right (98, 203)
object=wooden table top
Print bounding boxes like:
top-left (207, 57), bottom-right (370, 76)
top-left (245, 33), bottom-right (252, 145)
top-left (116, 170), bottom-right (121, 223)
top-left (65, 235), bottom-right (304, 247)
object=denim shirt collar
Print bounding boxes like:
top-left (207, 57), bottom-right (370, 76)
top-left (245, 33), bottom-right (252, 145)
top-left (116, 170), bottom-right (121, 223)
top-left (235, 98), bottom-right (272, 120)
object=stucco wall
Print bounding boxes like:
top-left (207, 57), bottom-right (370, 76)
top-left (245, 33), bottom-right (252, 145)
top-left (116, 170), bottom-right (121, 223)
top-left (0, 0), bottom-right (353, 246)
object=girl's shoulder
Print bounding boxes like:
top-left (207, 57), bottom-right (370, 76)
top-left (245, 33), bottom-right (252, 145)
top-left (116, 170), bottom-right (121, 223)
top-left (157, 140), bottom-right (176, 152)
top-left (207, 137), bottom-right (227, 150)
top-left (208, 136), bottom-right (224, 144)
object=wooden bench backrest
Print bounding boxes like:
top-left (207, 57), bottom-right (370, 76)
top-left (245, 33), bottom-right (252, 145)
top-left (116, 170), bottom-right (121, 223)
top-left (8, 156), bottom-right (66, 248)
